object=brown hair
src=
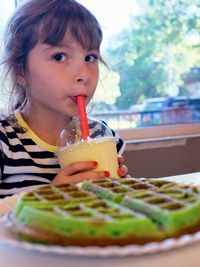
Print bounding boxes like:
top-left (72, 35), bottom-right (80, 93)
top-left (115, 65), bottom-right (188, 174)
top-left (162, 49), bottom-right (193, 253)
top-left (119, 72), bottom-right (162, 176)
top-left (2, 0), bottom-right (103, 113)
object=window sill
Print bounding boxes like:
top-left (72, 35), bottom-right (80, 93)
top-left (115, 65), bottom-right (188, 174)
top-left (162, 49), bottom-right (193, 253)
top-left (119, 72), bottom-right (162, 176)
top-left (117, 123), bottom-right (200, 150)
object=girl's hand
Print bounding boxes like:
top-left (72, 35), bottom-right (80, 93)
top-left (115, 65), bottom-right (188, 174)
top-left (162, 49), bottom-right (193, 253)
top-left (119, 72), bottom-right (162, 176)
top-left (118, 155), bottom-right (128, 177)
top-left (52, 161), bottom-right (110, 185)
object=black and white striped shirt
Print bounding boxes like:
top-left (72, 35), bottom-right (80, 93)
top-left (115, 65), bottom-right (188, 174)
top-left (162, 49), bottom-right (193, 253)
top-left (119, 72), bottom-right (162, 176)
top-left (0, 111), bottom-right (125, 198)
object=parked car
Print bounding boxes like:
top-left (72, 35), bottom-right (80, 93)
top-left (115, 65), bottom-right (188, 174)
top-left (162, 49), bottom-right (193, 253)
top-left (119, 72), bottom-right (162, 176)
top-left (137, 96), bottom-right (200, 126)
top-left (161, 96), bottom-right (200, 124)
top-left (138, 97), bottom-right (169, 126)
top-left (141, 97), bottom-right (170, 111)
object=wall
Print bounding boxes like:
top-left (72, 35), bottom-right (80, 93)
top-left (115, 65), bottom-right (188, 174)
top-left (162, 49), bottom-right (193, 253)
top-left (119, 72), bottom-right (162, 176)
top-left (123, 136), bottom-right (200, 178)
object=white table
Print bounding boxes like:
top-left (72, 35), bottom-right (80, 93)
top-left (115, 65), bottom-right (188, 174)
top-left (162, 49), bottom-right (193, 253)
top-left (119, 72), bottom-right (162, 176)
top-left (1, 172), bottom-right (200, 267)
top-left (0, 241), bottom-right (200, 267)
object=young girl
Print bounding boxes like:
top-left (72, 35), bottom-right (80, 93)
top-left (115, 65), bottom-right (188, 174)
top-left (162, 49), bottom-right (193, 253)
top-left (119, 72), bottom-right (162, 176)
top-left (0, 0), bottom-right (127, 198)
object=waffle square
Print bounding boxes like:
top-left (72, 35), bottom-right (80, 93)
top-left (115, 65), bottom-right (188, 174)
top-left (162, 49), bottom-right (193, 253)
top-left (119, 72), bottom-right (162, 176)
top-left (82, 178), bottom-right (200, 237)
top-left (11, 182), bottom-right (163, 246)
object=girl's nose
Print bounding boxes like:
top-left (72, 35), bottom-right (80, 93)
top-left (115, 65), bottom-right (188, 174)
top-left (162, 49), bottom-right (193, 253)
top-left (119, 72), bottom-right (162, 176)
top-left (76, 77), bottom-right (87, 83)
top-left (74, 63), bottom-right (89, 85)
top-left (75, 74), bottom-right (89, 85)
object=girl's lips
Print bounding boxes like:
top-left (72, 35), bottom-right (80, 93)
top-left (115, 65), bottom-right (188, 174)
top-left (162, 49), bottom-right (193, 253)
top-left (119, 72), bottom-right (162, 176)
top-left (70, 96), bottom-right (78, 103)
top-left (70, 96), bottom-right (87, 104)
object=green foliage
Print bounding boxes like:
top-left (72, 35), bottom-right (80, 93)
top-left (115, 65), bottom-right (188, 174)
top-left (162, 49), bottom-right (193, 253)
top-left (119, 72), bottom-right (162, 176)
top-left (92, 64), bottom-right (121, 111)
top-left (106, 0), bottom-right (200, 110)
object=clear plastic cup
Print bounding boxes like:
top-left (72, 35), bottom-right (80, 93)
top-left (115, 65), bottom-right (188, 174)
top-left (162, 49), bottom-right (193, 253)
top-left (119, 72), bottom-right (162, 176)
top-left (57, 117), bottom-right (119, 178)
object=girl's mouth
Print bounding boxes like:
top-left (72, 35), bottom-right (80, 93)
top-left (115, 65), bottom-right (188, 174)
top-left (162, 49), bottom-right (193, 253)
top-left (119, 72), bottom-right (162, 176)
top-left (70, 96), bottom-right (78, 104)
top-left (70, 96), bottom-right (87, 104)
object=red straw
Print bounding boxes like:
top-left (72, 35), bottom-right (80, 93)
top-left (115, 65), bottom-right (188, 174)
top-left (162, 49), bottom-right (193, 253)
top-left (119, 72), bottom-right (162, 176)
top-left (77, 95), bottom-right (90, 141)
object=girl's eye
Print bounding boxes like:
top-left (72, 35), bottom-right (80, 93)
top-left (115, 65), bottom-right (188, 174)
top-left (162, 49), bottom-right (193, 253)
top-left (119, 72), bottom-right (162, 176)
top-left (85, 54), bottom-right (98, 63)
top-left (52, 53), bottom-right (66, 62)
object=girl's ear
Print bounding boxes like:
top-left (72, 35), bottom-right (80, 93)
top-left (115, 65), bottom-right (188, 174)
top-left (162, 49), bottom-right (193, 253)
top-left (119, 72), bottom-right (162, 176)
top-left (17, 76), bottom-right (26, 87)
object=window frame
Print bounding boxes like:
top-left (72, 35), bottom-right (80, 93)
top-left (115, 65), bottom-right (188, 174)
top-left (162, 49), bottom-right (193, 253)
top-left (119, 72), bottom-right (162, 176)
top-left (117, 123), bottom-right (200, 144)
top-left (12, 0), bottom-right (200, 146)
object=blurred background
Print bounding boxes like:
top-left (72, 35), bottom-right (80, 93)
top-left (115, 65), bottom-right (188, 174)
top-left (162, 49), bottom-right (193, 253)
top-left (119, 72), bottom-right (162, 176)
top-left (1, 0), bottom-right (200, 130)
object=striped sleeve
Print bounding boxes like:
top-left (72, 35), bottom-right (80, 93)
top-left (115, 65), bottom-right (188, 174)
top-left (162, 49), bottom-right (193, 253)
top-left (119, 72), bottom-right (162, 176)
top-left (101, 121), bottom-right (126, 155)
top-left (0, 115), bottom-right (60, 198)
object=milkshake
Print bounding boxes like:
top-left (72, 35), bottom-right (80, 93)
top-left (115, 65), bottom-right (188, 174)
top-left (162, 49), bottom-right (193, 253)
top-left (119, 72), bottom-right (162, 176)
top-left (57, 117), bottom-right (119, 178)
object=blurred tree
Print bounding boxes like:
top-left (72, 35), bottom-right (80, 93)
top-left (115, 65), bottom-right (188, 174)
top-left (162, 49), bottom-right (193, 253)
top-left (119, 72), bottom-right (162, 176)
top-left (106, 0), bottom-right (200, 109)
top-left (90, 64), bottom-right (121, 111)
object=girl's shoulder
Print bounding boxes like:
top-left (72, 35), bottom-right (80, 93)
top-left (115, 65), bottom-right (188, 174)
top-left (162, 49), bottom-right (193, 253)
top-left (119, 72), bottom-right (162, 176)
top-left (0, 114), bottom-right (13, 145)
top-left (0, 113), bottom-right (11, 128)
top-left (0, 113), bottom-right (22, 134)
top-left (93, 120), bottom-right (126, 155)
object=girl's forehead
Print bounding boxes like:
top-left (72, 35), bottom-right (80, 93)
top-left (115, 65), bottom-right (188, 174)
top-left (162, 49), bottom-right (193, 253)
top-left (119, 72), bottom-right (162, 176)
top-left (41, 32), bottom-right (79, 49)
top-left (59, 30), bottom-right (77, 45)
top-left (43, 27), bottom-right (100, 51)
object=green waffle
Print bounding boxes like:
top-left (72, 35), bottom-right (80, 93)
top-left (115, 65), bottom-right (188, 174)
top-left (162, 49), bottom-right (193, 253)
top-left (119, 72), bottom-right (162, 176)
top-left (11, 178), bottom-right (200, 246)
top-left (11, 183), bottom-right (163, 246)
top-left (82, 178), bottom-right (200, 237)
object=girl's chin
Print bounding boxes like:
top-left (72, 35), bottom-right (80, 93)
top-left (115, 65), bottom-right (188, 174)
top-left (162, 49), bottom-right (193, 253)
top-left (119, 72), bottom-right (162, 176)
top-left (65, 108), bottom-right (78, 118)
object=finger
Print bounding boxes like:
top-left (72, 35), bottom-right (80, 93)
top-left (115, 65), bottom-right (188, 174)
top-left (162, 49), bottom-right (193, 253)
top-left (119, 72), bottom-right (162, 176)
top-left (118, 164), bottom-right (128, 177)
top-left (63, 171), bottom-right (110, 185)
top-left (61, 161), bottom-right (98, 176)
top-left (118, 155), bottom-right (124, 164)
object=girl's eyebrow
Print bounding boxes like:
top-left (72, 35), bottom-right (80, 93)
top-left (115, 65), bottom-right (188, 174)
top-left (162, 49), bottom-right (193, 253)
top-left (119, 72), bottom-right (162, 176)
top-left (43, 43), bottom-right (71, 50)
top-left (42, 42), bottom-right (100, 53)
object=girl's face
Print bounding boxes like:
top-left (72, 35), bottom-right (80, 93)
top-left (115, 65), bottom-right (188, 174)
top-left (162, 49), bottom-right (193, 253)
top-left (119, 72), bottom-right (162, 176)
top-left (24, 32), bottom-right (100, 118)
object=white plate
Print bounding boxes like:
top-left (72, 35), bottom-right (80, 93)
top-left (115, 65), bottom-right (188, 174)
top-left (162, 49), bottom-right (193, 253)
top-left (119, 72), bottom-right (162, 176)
top-left (0, 194), bottom-right (20, 217)
top-left (1, 190), bottom-right (200, 257)
top-left (1, 215), bottom-right (200, 257)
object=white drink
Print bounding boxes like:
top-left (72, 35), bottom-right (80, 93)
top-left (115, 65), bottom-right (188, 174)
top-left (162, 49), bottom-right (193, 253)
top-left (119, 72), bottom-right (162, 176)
top-left (57, 137), bottom-right (119, 178)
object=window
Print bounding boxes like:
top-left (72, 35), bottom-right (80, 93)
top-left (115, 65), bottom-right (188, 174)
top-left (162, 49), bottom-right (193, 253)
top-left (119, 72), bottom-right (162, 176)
top-left (1, 0), bottom-right (200, 143)
top-left (77, 0), bottom-right (200, 143)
